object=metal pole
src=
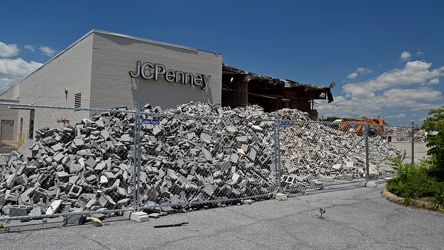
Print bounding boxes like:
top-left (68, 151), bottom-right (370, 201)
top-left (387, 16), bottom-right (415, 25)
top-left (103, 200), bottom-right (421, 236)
top-left (136, 102), bottom-right (141, 210)
top-left (365, 118), bottom-right (369, 182)
top-left (411, 122), bottom-right (414, 164)
top-left (133, 102), bottom-right (141, 211)
top-left (274, 112), bottom-right (282, 193)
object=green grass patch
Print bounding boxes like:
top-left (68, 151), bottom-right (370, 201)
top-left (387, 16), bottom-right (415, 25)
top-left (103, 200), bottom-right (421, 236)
top-left (386, 158), bottom-right (444, 211)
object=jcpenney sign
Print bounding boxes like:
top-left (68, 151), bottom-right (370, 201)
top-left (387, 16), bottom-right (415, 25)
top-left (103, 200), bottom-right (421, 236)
top-left (129, 61), bottom-right (211, 90)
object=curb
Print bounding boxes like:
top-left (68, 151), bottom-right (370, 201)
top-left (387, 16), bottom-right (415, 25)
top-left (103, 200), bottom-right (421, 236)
top-left (380, 189), bottom-right (440, 211)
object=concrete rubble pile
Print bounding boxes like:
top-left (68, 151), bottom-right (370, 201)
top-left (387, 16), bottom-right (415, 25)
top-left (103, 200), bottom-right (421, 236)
top-left (279, 121), bottom-right (400, 189)
top-left (0, 102), bottom-right (400, 219)
top-left (385, 127), bottom-right (426, 142)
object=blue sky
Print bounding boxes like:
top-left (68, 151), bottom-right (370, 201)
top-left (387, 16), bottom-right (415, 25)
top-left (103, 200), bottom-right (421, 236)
top-left (0, 0), bottom-right (443, 125)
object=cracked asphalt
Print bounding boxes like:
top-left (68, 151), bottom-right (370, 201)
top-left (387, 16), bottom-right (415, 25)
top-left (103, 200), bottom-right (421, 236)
top-left (1, 183), bottom-right (443, 250)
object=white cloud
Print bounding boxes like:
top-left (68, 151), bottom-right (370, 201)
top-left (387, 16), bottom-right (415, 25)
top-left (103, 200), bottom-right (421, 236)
top-left (347, 72), bottom-right (358, 79)
top-left (317, 59), bottom-right (443, 124)
top-left (382, 87), bottom-right (441, 105)
top-left (0, 58), bottom-right (43, 94)
top-left (401, 51), bottom-right (411, 61)
top-left (394, 114), bottom-right (406, 118)
top-left (24, 44), bottom-right (35, 51)
top-left (416, 51), bottom-right (424, 57)
top-left (357, 67), bottom-right (372, 74)
top-left (343, 61), bottom-right (443, 97)
top-left (347, 67), bottom-right (372, 80)
top-left (39, 46), bottom-right (56, 57)
top-left (429, 78), bottom-right (439, 85)
top-left (0, 41), bottom-right (19, 58)
top-left (0, 77), bottom-right (19, 93)
top-left (0, 58), bottom-right (42, 77)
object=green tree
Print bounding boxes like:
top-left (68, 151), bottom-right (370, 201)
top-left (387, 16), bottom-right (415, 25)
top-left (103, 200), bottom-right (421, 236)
top-left (422, 105), bottom-right (444, 181)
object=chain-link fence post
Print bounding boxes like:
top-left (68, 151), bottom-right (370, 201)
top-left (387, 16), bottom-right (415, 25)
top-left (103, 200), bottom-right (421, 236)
top-left (365, 118), bottom-right (369, 182)
top-left (411, 121), bottom-right (415, 164)
top-left (274, 112), bottom-right (282, 193)
top-left (133, 102), bottom-right (141, 211)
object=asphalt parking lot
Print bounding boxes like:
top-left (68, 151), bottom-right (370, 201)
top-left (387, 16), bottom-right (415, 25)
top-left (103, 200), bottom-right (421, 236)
top-left (1, 183), bottom-right (443, 250)
top-left (389, 141), bottom-right (429, 164)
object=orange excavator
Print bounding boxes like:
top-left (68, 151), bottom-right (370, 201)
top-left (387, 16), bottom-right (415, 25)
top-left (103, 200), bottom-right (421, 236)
top-left (338, 116), bottom-right (384, 136)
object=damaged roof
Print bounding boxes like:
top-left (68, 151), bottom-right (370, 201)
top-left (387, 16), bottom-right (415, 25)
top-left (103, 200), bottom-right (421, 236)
top-left (222, 63), bottom-right (334, 90)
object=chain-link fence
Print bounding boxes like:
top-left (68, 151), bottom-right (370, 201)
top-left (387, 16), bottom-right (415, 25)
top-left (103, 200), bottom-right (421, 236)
top-left (277, 120), bottom-right (371, 193)
top-left (0, 102), bottom-right (279, 222)
top-left (133, 103), bottom-right (278, 212)
top-left (378, 123), bottom-right (426, 166)
top-left (0, 102), bottom-right (427, 223)
top-left (0, 103), bottom-right (137, 222)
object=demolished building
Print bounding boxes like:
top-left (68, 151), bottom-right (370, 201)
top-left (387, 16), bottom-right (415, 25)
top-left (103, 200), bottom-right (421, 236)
top-left (0, 29), bottom-right (333, 143)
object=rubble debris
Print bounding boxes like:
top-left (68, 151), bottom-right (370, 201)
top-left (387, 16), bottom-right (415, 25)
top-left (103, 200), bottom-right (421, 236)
top-left (0, 102), bottom-right (400, 219)
top-left (385, 127), bottom-right (426, 142)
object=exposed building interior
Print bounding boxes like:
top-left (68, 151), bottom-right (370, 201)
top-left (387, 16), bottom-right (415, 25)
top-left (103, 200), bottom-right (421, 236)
top-left (222, 64), bottom-right (334, 120)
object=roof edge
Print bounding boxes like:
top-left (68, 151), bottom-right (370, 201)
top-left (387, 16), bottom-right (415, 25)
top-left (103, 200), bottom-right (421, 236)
top-left (91, 29), bottom-right (221, 55)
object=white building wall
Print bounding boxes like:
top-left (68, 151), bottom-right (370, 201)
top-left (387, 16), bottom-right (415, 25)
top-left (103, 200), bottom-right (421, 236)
top-left (17, 32), bottom-right (94, 136)
top-left (11, 29), bottom-right (223, 140)
top-left (0, 102), bottom-right (19, 142)
top-left (19, 34), bottom-right (94, 107)
top-left (89, 31), bottom-right (222, 109)
top-left (0, 84), bottom-right (20, 142)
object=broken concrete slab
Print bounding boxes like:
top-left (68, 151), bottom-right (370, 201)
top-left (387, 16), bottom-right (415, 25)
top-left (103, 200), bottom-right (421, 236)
top-left (124, 211), bottom-right (149, 222)
top-left (46, 200), bottom-right (62, 215)
top-left (90, 217), bottom-right (103, 227)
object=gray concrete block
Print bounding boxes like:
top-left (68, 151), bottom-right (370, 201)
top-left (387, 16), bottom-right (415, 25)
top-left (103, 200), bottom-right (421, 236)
top-left (64, 214), bottom-right (86, 225)
top-left (0, 193), bottom-right (6, 206)
top-left (73, 138), bottom-right (84, 147)
top-left (85, 157), bottom-right (97, 168)
top-left (8, 205), bottom-right (29, 217)
top-left (0, 155), bottom-right (7, 166)
top-left (6, 173), bottom-right (17, 188)
top-left (53, 152), bottom-right (65, 163)
top-left (16, 164), bottom-right (26, 175)
top-left (56, 171), bottom-right (69, 179)
top-left (202, 148), bottom-right (213, 161)
top-left (98, 195), bottom-right (109, 207)
top-left (86, 174), bottom-right (97, 183)
top-left (85, 198), bottom-right (97, 209)
top-left (117, 187), bottom-right (127, 197)
top-left (29, 206), bottom-right (42, 217)
top-left (101, 130), bottom-right (110, 140)
top-left (69, 175), bottom-right (79, 184)
top-left (51, 143), bottom-right (64, 152)
top-left (75, 194), bottom-right (91, 208)
top-left (200, 133), bottom-right (212, 143)
top-left (95, 161), bottom-right (106, 171)
top-left (230, 154), bottom-right (239, 164)
top-left (32, 187), bottom-right (48, 204)
top-left (69, 185), bottom-right (83, 198)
